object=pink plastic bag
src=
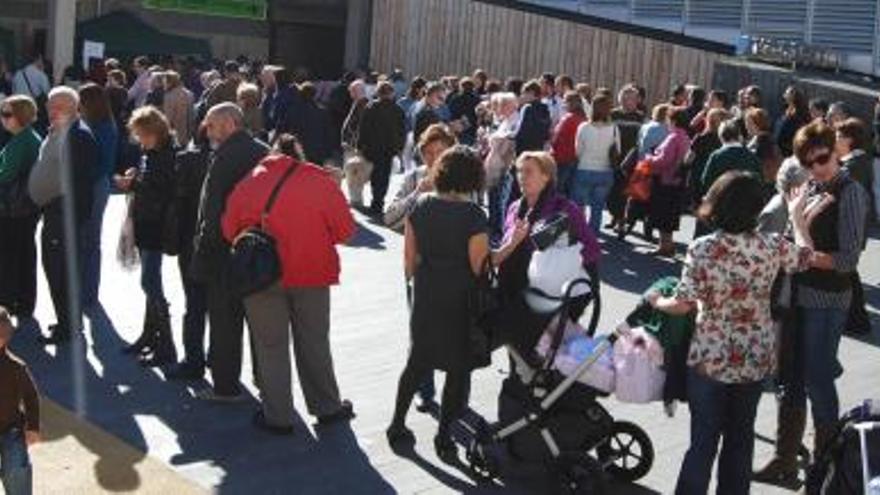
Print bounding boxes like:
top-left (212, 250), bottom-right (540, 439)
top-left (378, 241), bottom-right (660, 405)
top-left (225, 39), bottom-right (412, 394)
top-left (613, 327), bottom-right (665, 403)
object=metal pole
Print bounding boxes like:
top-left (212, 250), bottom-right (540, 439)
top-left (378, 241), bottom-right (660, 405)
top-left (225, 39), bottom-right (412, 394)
top-left (873, 0), bottom-right (880, 76)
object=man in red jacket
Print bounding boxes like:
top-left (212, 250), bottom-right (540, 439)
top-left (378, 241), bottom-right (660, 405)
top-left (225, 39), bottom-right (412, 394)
top-left (222, 153), bottom-right (356, 434)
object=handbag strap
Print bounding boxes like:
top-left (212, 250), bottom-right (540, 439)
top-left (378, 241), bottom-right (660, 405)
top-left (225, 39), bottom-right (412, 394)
top-left (261, 162), bottom-right (300, 229)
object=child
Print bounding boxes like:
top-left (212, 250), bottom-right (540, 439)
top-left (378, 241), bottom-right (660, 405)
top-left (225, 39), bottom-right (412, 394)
top-left (0, 306), bottom-right (40, 495)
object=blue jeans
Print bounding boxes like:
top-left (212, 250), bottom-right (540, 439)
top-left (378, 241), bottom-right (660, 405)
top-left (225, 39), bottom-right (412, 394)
top-left (139, 249), bottom-right (166, 303)
top-left (0, 428), bottom-right (32, 495)
top-left (556, 162), bottom-right (577, 199)
top-left (789, 307), bottom-right (847, 427)
top-left (675, 369), bottom-right (762, 495)
top-left (572, 169), bottom-right (615, 234)
top-left (80, 177), bottom-right (110, 308)
top-left (488, 172), bottom-right (513, 247)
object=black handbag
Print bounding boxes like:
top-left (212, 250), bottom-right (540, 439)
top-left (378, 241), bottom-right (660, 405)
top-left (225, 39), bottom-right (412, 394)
top-left (228, 162), bottom-right (299, 297)
top-left (468, 258), bottom-right (501, 369)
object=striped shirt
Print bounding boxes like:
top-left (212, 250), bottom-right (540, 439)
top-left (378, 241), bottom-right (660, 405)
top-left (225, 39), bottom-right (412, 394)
top-left (797, 173), bottom-right (870, 309)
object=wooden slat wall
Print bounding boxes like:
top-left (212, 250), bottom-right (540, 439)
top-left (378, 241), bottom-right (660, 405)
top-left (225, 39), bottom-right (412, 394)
top-left (369, 0), bottom-right (721, 106)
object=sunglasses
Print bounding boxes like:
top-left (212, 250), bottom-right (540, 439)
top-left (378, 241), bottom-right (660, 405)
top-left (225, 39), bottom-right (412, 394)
top-left (806, 152), bottom-right (832, 169)
top-left (0, 111), bottom-right (13, 119)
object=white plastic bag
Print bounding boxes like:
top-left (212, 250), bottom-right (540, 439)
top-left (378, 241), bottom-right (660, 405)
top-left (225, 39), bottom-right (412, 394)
top-left (343, 148), bottom-right (373, 206)
top-left (526, 242), bottom-right (589, 313)
top-left (535, 319), bottom-right (616, 393)
top-left (116, 196), bottom-right (139, 271)
top-left (613, 327), bottom-right (666, 403)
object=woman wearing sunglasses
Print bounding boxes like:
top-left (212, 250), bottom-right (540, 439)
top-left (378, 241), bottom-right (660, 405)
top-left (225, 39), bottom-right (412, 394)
top-left (787, 121), bottom-right (870, 472)
top-left (0, 96), bottom-right (42, 319)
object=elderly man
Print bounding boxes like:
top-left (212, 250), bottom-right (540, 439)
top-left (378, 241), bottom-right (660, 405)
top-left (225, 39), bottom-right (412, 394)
top-left (27, 87), bottom-right (97, 345)
top-left (357, 81), bottom-right (405, 216)
top-left (191, 102), bottom-right (268, 402)
top-left (222, 149), bottom-right (356, 433)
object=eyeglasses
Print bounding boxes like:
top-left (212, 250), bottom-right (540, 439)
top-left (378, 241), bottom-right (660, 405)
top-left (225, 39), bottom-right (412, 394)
top-left (806, 152), bottom-right (833, 169)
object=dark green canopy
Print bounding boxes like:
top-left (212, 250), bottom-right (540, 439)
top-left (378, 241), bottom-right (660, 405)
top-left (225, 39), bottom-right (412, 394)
top-left (0, 26), bottom-right (15, 67)
top-left (76, 10), bottom-right (212, 60)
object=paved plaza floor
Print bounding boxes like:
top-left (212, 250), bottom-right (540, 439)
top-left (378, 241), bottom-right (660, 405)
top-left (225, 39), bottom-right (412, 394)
top-left (6, 181), bottom-right (880, 494)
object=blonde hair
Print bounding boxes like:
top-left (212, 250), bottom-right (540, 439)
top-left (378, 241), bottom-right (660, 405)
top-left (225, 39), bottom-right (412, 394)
top-left (128, 105), bottom-right (172, 146)
top-left (163, 70), bottom-right (182, 90)
top-left (1, 95), bottom-right (37, 127)
top-left (516, 151), bottom-right (557, 185)
top-left (236, 83), bottom-right (261, 109)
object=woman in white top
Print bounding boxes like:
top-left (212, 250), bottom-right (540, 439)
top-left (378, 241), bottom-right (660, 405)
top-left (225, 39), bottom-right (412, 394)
top-left (573, 94), bottom-right (620, 234)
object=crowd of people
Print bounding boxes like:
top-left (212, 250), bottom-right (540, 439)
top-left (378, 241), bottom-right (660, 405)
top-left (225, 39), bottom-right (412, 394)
top-left (0, 48), bottom-right (877, 495)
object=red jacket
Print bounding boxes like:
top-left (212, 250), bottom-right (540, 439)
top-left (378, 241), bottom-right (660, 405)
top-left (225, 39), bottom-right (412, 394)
top-left (222, 154), bottom-right (356, 288)
top-left (551, 112), bottom-right (585, 165)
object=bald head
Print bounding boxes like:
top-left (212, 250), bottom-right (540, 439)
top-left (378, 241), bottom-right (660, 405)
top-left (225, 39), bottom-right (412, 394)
top-left (204, 102), bottom-right (244, 148)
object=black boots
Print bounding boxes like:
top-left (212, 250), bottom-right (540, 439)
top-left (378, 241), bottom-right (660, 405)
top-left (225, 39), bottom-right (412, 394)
top-left (139, 300), bottom-right (177, 368)
top-left (753, 404), bottom-right (808, 485)
top-left (122, 300), bottom-right (156, 356)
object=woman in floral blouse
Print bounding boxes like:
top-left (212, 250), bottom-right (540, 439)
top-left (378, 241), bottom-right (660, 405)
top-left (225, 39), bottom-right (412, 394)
top-left (649, 171), bottom-right (820, 495)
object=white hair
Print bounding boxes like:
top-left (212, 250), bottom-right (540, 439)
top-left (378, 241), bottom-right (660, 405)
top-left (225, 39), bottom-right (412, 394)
top-left (491, 92), bottom-right (518, 110)
top-left (47, 86), bottom-right (79, 107)
top-left (206, 102), bottom-right (244, 128)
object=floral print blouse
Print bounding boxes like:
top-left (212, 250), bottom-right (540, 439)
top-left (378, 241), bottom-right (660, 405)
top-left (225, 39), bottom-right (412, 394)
top-left (674, 232), bottom-right (812, 384)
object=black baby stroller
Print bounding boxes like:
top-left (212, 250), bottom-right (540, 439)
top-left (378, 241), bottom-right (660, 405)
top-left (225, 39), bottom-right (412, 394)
top-left (465, 217), bottom-right (654, 494)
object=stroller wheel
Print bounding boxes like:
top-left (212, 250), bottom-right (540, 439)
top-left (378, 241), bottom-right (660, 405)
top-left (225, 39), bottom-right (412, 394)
top-left (552, 452), bottom-right (607, 495)
top-left (466, 439), bottom-right (500, 481)
top-left (595, 421), bottom-right (654, 482)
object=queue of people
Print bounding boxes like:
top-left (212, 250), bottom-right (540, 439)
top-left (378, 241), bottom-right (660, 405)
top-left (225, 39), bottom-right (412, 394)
top-left (0, 53), bottom-right (876, 495)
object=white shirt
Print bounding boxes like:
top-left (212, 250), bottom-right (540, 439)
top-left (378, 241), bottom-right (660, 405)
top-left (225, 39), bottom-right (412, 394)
top-left (543, 95), bottom-right (563, 128)
top-left (12, 64), bottom-right (50, 98)
top-left (575, 122), bottom-right (620, 171)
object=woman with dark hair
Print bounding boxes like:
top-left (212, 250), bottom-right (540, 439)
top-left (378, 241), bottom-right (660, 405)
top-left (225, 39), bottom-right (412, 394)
top-left (387, 146), bottom-right (489, 462)
top-left (776, 86), bottom-right (810, 158)
top-left (835, 118), bottom-right (874, 336)
top-left (746, 107), bottom-right (782, 201)
top-left (78, 83), bottom-right (118, 310)
top-left (645, 106), bottom-right (691, 255)
top-left (650, 171), bottom-right (817, 495)
top-left (0, 96), bottom-right (42, 318)
top-left (116, 106), bottom-right (178, 368)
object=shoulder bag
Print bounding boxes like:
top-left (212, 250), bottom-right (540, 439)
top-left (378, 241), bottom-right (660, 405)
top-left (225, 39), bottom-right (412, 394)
top-left (228, 162), bottom-right (299, 297)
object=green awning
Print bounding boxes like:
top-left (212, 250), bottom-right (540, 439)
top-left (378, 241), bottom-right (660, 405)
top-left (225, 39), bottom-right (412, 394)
top-left (0, 26), bottom-right (14, 68)
top-left (76, 10), bottom-right (212, 60)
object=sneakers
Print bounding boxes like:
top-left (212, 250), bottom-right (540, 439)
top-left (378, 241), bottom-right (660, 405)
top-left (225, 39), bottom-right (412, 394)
top-left (317, 399), bottom-right (355, 425)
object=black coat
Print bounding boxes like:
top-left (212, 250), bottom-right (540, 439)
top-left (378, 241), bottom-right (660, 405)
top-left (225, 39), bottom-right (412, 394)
top-left (191, 131), bottom-right (268, 282)
top-left (413, 104), bottom-right (441, 145)
top-left (515, 101), bottom-right (551, 155)
top-left (132, 142), bottom-right (176, 250)
top-left (299, 101), bottom-right (335, 165)
top-left (357, 98), bottom-right (405, 163)
top-left (67, 120), bottom-right (97, 225)
top-left (175, 145), bottom-right (210, 250)
top-left (448, 90), bottom-right (481, 144)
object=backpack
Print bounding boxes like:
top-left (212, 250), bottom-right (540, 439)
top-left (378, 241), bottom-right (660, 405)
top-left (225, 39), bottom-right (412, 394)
top-left (806, 400), bottom-right (880, 495)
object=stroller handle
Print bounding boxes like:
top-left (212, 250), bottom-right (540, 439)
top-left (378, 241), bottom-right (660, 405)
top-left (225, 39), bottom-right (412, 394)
top-left (542, 275), bottom-right (602, 371)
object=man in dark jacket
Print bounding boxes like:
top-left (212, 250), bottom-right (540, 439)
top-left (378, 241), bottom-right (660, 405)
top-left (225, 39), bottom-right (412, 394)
top-left (515, 80), bottom-right (551, 155)
top-left (192, 102), bottom-right (268, 401)
top-left (700, 120), bottom-right (762, 197)
top-left (694, 120), bottom-right (762, 238)
top-left (447, 78), bottom-right (481, 145)
top-left (358, 82), bottom-right (405, 215)
top-left (167, 133), bottom-right (211, 380)
top-left (412, 82), bottom-right (446, 146)
top-left (298, 82), bottom-right (335, 166)
top-left (27, 87), bottom-right (96, 344)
